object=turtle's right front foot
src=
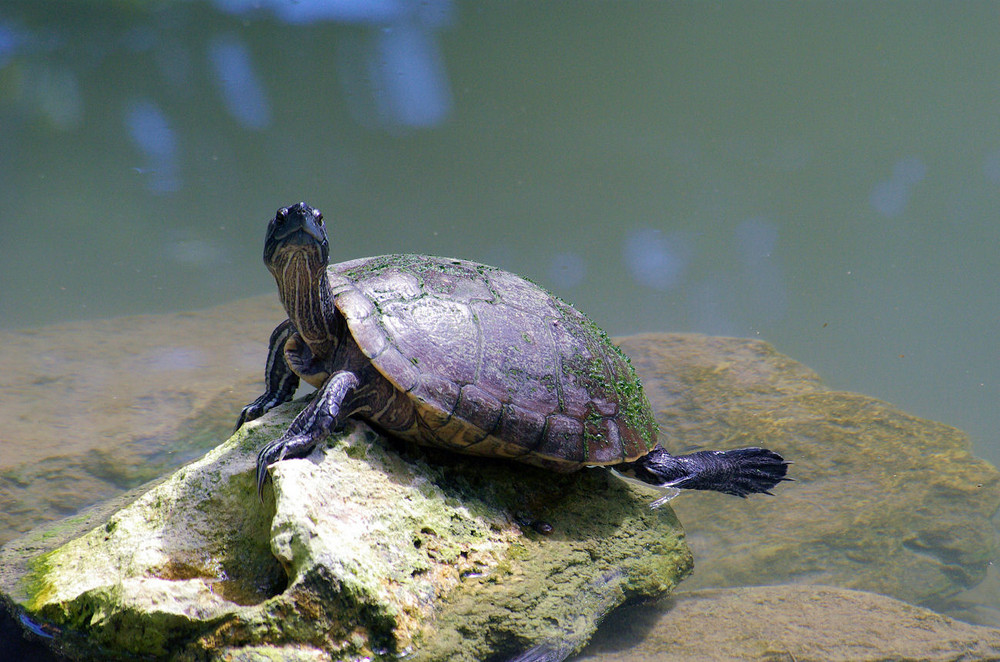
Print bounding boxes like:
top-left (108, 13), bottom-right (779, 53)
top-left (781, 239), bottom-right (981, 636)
top-left (235, 401), bottom-right (264, 431)
top-left (235, 394), bottom-right (273, 431)
top-left (253, 371), bottom-right (360, 503)
top-left (234, 387), bottom-right (297, 432)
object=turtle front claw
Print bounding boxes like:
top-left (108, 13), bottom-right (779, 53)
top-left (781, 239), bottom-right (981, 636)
top-left (236, 402), bottom-right (265, 432)
top-left (255, 437), bottom-right (286, 502)
top-left (255, 433), bottom-right (321, 503)
top-left (236, 391), bottom-right (287, 432)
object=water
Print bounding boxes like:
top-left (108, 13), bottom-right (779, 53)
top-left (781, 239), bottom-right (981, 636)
top-left (1, 1), bottom-right (998, 657)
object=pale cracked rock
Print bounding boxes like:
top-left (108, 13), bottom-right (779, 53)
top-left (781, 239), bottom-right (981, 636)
top-left (0, 401), bottom-right (691, 661)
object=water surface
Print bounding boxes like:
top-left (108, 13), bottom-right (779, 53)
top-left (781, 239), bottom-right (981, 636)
top-left (2, 1), bottom-right (998, 657)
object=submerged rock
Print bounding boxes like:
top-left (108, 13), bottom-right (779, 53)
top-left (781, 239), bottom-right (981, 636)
top-left (578, 584), bottom-right (1000, 662)
top-left (619, 333), bottom-right (1000, 610)
top-left (0, 296), bottom-right (283, 548)
top-left (0, 402), bottom-right (691, 661)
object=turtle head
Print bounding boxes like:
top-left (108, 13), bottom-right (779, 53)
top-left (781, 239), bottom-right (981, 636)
top-left (263, 202), bottom-right (330, 279)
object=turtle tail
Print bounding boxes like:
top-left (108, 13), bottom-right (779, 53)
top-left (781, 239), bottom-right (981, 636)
top-left (628, 445), bottom-right (790, 498)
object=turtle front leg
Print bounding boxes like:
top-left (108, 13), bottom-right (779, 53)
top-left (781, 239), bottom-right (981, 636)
top-left (236, 320), bottom-right (300, 431)
top-left (256, 370), bottom-right (361, 501)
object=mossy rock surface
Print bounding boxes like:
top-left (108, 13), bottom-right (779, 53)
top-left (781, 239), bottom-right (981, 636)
top-left (4, 320), bottom-right (999, 659)
top-left (619, 333), bottom-right (1000, 609)
top-left (0, 402), bottom-right (691, 661)
top-left (579, 584), bottom-right (1000, 661)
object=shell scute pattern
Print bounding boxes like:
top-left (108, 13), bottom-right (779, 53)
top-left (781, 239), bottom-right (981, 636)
top-left (454, 384), bottom-right (503, 435)
top-left (536, 414), bottom-right (586, 463)
top-left (328, 255), bottom-right (658, 468)
top-left (332, 288), bottom-right (375, 323)
top-left (587, 417), bottom-right (624, 464)
top-left (381, 297), bottom-right (480, 389)
top-left (487, 270), bottom-right (559, 317)
top-left (413, 373), bottom-right (461, 429)
top-left (360, 269), bottom-right (423, 306)
top-left (367, 341), bottom-right (420, 393)
top-left (475, 304), bottom-right (560, 412)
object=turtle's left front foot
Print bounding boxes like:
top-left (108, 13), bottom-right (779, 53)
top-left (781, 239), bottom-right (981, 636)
top-left (254, 370), bottom-right (361, 503)
top-left (256, 434), bottom-right (317, 502)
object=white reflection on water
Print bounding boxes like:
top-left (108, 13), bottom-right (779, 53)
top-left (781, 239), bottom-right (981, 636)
top-left (870, 155), bottom-right (927, 218)
top-left (207, 34), bottom-right (272, 131)
top-left (365, 22), bottom-right (452, 129)
top-left (124, 99), bottom-right (180, 194)
top-left (622, 227), bottom-right (692, 291)
top-left (0, 22), bottom-right (25, 67)
top-left (212, 0), bottom-right (412, 24)
top-left (213, 0), bottom-right (453, 131)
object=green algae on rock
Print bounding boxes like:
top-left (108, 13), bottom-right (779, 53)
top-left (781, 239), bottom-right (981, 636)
top-left (1, 401), bottom-right (691, 661)
top-left (578, 584), bottom-right (1000, 662)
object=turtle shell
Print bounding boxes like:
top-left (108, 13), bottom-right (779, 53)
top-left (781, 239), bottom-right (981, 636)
top-left (326, 254), bottom-right (658, 470)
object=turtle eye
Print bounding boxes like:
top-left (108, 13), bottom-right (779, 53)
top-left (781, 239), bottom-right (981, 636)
top-left (275, 207), bottom-right (288, 224)
top-left (313, 209), bottom-right (324, 225)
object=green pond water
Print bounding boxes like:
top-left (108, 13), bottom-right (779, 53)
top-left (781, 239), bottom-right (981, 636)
top-left (1, 1), bottom-right (999, 659)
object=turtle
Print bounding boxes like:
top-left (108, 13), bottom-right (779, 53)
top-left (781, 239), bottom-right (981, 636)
top-left (238, 202), bottom-right (789, 502)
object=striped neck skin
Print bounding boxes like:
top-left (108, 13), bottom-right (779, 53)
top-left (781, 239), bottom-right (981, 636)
top-left (271, 248), bottom-right (338, 357)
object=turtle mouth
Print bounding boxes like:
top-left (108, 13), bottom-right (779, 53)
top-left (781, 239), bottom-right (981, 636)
top-left (272, 226), bottom-right (324, 250)
top-left (269, 218), bottom-right (325, 246)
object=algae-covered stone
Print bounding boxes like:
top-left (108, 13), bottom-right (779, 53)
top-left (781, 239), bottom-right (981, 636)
top-left (618, 333), bottom-right (1000, 609)
top-left (1, 400), bottom-right (691, 661)
top-left (578, 584), bottom-right (1000, 661)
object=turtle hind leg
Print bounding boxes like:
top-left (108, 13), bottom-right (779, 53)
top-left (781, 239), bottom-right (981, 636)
top-left (625, 445), bottom-right (790, 498)
top-left (256, 370), bottom-right (360, 502)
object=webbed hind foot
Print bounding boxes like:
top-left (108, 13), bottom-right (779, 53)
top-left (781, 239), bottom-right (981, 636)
top-left (622, 445), bottom-right (790, 498)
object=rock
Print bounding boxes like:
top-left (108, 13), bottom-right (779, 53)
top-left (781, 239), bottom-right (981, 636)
top-left (618, 333), bottom-right (1000, 610)
top-left (578, 584), bottom-right (1000, 662)
top-left (0, 401), bottom-right (691, 661)
top-left (0, 296), bottom-right (282, 548)
top-left (4, 306), bottom-right (999, 657)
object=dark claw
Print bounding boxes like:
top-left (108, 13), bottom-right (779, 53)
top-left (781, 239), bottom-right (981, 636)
top-left (255, 434), bottom-right (322, 503)
top-left (235, 391), bottom-right (275, 432)
top-left (235, 403), bottom-right (263, 432)
top-left (256, 466), bottom-right (272, 503)
top-left (255, 438), bottom-right (287, 503)
top-left (256, 466), bottom-right (271, 504)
